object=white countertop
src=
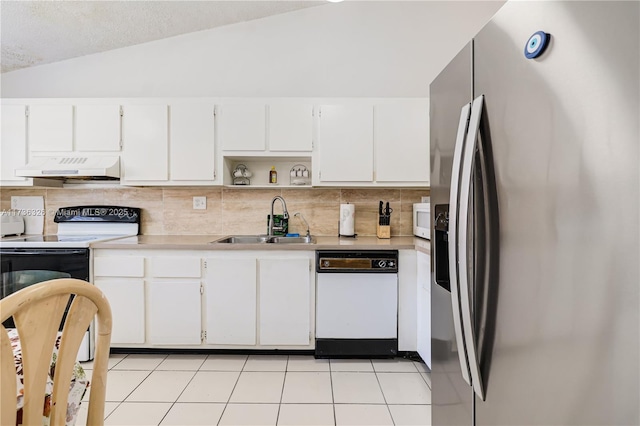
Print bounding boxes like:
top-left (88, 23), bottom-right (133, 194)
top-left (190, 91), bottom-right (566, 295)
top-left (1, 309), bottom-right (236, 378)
top-left (91, 234), bottom-right (430, 253)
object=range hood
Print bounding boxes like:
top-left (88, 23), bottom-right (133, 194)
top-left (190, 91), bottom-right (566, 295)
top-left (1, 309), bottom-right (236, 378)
top-left (15, 156), bottom-right (120, 180)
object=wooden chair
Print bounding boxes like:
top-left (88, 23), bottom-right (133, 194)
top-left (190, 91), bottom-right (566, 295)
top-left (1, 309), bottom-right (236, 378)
top-left (0, 278), bottom-right (112, 426)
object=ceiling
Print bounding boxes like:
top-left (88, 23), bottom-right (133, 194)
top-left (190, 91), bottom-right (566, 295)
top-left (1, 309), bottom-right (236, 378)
top-left (1, 1), bottom-right (324, 74)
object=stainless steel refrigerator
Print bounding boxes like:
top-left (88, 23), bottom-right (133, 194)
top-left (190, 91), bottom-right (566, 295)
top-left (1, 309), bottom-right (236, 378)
top-left (430, 1), bottom-right (639, 425)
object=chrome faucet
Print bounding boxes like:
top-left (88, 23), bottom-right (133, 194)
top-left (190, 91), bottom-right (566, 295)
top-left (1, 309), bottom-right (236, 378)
top-left (268, 196), bottom-right (289, 236)
top-left (294, 212), bottom-right (311, 238)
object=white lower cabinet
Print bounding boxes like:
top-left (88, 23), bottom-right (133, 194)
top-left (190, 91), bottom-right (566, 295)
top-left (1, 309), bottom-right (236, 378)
top-left (94, 248), bottom-right (423, 354)
top-left (398, 250), bottom-right (418, 351)
top-left (95, 278), bottom-right (145, 344)
top-left (204, 258), bottom-right (257, 345)
top-left (148, 280), bottom-right (202, 345)
top-left (147, 254), bottom-right (203, 345)
top-left (259, 258), bottom-right (311, 345)
top-left (416, 250), bottom-right (431, 367)
top-left (93, 254), bottom-right (146, 345)
top-left (204, 253), bottom-right (314, 348)
top-left (94, 249), bottom-right (315, 349)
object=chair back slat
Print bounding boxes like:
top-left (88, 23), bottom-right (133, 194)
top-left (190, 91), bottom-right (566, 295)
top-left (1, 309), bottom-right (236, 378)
top-left (50, 296), bottom-right (98, 425)
top-left (13, 294), bottom-right (69, 425)
top-left (0, 327), bottom-right (18, 426)
top-left (0, 279), bottom-right (112, 426)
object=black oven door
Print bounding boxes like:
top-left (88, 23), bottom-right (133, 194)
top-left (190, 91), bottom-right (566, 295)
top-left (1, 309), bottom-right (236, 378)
top-left (1, 248), bottom-right (90, 327)
top-left (1, 248), bottom-right (90, 298)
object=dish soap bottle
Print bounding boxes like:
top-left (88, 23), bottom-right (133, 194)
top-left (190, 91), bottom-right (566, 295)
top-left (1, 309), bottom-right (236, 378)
top-left (269, 166), bottom-right (277, 184)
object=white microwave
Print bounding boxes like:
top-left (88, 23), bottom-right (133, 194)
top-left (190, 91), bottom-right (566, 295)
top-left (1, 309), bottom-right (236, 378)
top-left (413, 203), bottom-right (431, 239)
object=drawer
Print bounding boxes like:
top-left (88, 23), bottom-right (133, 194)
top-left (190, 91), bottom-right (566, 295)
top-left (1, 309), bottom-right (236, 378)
top-left (149, 256), bottom-right (201, 278)
top-left (94, 256), bottom-right (144, 277)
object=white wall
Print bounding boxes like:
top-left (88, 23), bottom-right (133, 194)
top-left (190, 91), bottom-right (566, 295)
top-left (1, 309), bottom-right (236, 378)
top-left (1, 1), bottom-right (504, 98)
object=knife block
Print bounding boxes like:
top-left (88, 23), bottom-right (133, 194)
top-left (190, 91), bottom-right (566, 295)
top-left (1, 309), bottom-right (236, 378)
top-left (376, 223), bottom-right (390, 239)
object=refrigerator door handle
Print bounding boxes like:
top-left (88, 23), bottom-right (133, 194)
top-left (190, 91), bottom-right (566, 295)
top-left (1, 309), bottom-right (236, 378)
top-left (458, 95), bottom-right (486, 401)
top-left (447, 102), bottom-right (472, 386)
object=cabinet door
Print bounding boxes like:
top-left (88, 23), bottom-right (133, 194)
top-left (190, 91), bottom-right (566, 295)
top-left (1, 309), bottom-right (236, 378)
top-left (268, 104), bottom-right (313, 151)
top-left (219, 104), bottom-right (265, 151)
top-left (398, 250), bottom-right (417, 351)
top-left (148, 280), bottom-right (202, 344)
top-left (259, 258), bottom-right (310, 345)
top-left (416, 251), bottom-right (431, 367)
top-left (170, 104), bottom-right (216, 181)
top-left (1, 105), bottom-right (27, 181)
top-left (205, 258), bottom-right (257, 345)
top-left (375, 101), bottom-right (430, 183)
top-left (75, 104), bottom-right (121, 152)
top-left (122, 104), bottom-right (168, 181)
top-left (95, 278), bottom-right (145, 344)
top-left (29, 105), bottom-right (73, 152)
top-left (318, 105), bottom-right (373, 182)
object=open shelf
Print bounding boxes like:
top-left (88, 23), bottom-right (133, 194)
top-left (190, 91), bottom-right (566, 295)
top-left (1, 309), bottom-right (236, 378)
top-left (222, 156), bottom-right (312, 187)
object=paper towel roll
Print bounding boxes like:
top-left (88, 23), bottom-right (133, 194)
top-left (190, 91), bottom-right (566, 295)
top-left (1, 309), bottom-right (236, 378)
top-left (339, 203), bottom-right (355, 236)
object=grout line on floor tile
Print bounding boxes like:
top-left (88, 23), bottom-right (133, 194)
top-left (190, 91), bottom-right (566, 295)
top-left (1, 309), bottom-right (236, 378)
top-left (274, 356), bottom-right (289, 425)
top-left (152, 354), bottom-right (169, 372)
top-left (155, 370), bottom-right (198, 425)
top-left (102, 401), bottom-right (122, 422)
top-left (329, 361), bottom-right (337, 426)
top-left (419, 371), bottom-right (432, 390)
top-left (237, 354), bottom-right (250, 372)
top-left (332, 402), bottom-right (394, 405)
top-left (374, 365), bottom-right (397, 426)
top-left (107, 353), bottom-right (128, 370)
top-left (115, 370), bottom-right (153, 403)
top-left (216, 359), bottom-right (247, 426)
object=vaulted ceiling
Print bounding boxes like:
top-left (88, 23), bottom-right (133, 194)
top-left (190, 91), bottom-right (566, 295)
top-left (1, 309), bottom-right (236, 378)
top-left (1, 1), bottom-right (323, 73)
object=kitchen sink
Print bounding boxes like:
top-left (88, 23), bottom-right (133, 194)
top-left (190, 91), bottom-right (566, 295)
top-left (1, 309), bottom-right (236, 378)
top-left (268, 235), bottom-right (315, 244)
top-left (211, 235), bottom-right (315, 244)
top-left (213, 235), bottom-right (271, 244)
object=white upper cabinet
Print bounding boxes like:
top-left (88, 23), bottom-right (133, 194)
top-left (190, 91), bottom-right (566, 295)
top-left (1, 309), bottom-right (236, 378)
top-left (75, 104), bottom-right (121, 152)
top-left (268, 104), bottom-right (313, 152)
top-left (374, 101), bottom-right (430, 184)
top-left (121, 104), bottom-right (168, 182)
top-left (316, 105), bottom-right (374, 182)
top-left (29, 105), bottom-right (74, 152)
top-left (121, 102), bottom-right (218, 185)
top-left (314, 100), bottom-right (429, 186)
top-left (1, 105), bottom-right (27, 182)
top-left (170, 103), bottom-right (216, 181)
top-left (219, 104), bottom-right (266, 151)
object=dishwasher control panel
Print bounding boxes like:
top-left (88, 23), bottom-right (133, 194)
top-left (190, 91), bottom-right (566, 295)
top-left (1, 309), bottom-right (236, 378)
top-left (316, 250), bottom-right (398, 273)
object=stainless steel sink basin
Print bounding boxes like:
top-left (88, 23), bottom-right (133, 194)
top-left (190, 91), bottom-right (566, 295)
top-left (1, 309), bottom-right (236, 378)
top-left (213, 235), bottom-right (270, 244)
top-left (268, 235), bottom-right (316, 244)
top-left (211, 235), bottom-right (315, 244)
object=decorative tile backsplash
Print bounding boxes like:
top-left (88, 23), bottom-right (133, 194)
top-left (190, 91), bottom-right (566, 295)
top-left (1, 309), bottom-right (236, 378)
top-left (0, 187), bottom-right (429, 236)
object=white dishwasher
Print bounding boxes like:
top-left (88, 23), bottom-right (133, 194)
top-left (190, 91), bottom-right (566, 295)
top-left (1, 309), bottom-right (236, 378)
top-left (315, 250), bottom-right (398, 358)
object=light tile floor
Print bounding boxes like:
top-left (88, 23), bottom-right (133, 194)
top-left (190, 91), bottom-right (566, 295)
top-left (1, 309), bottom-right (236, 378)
top-left (77, 353), bottom-right (431, 426)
